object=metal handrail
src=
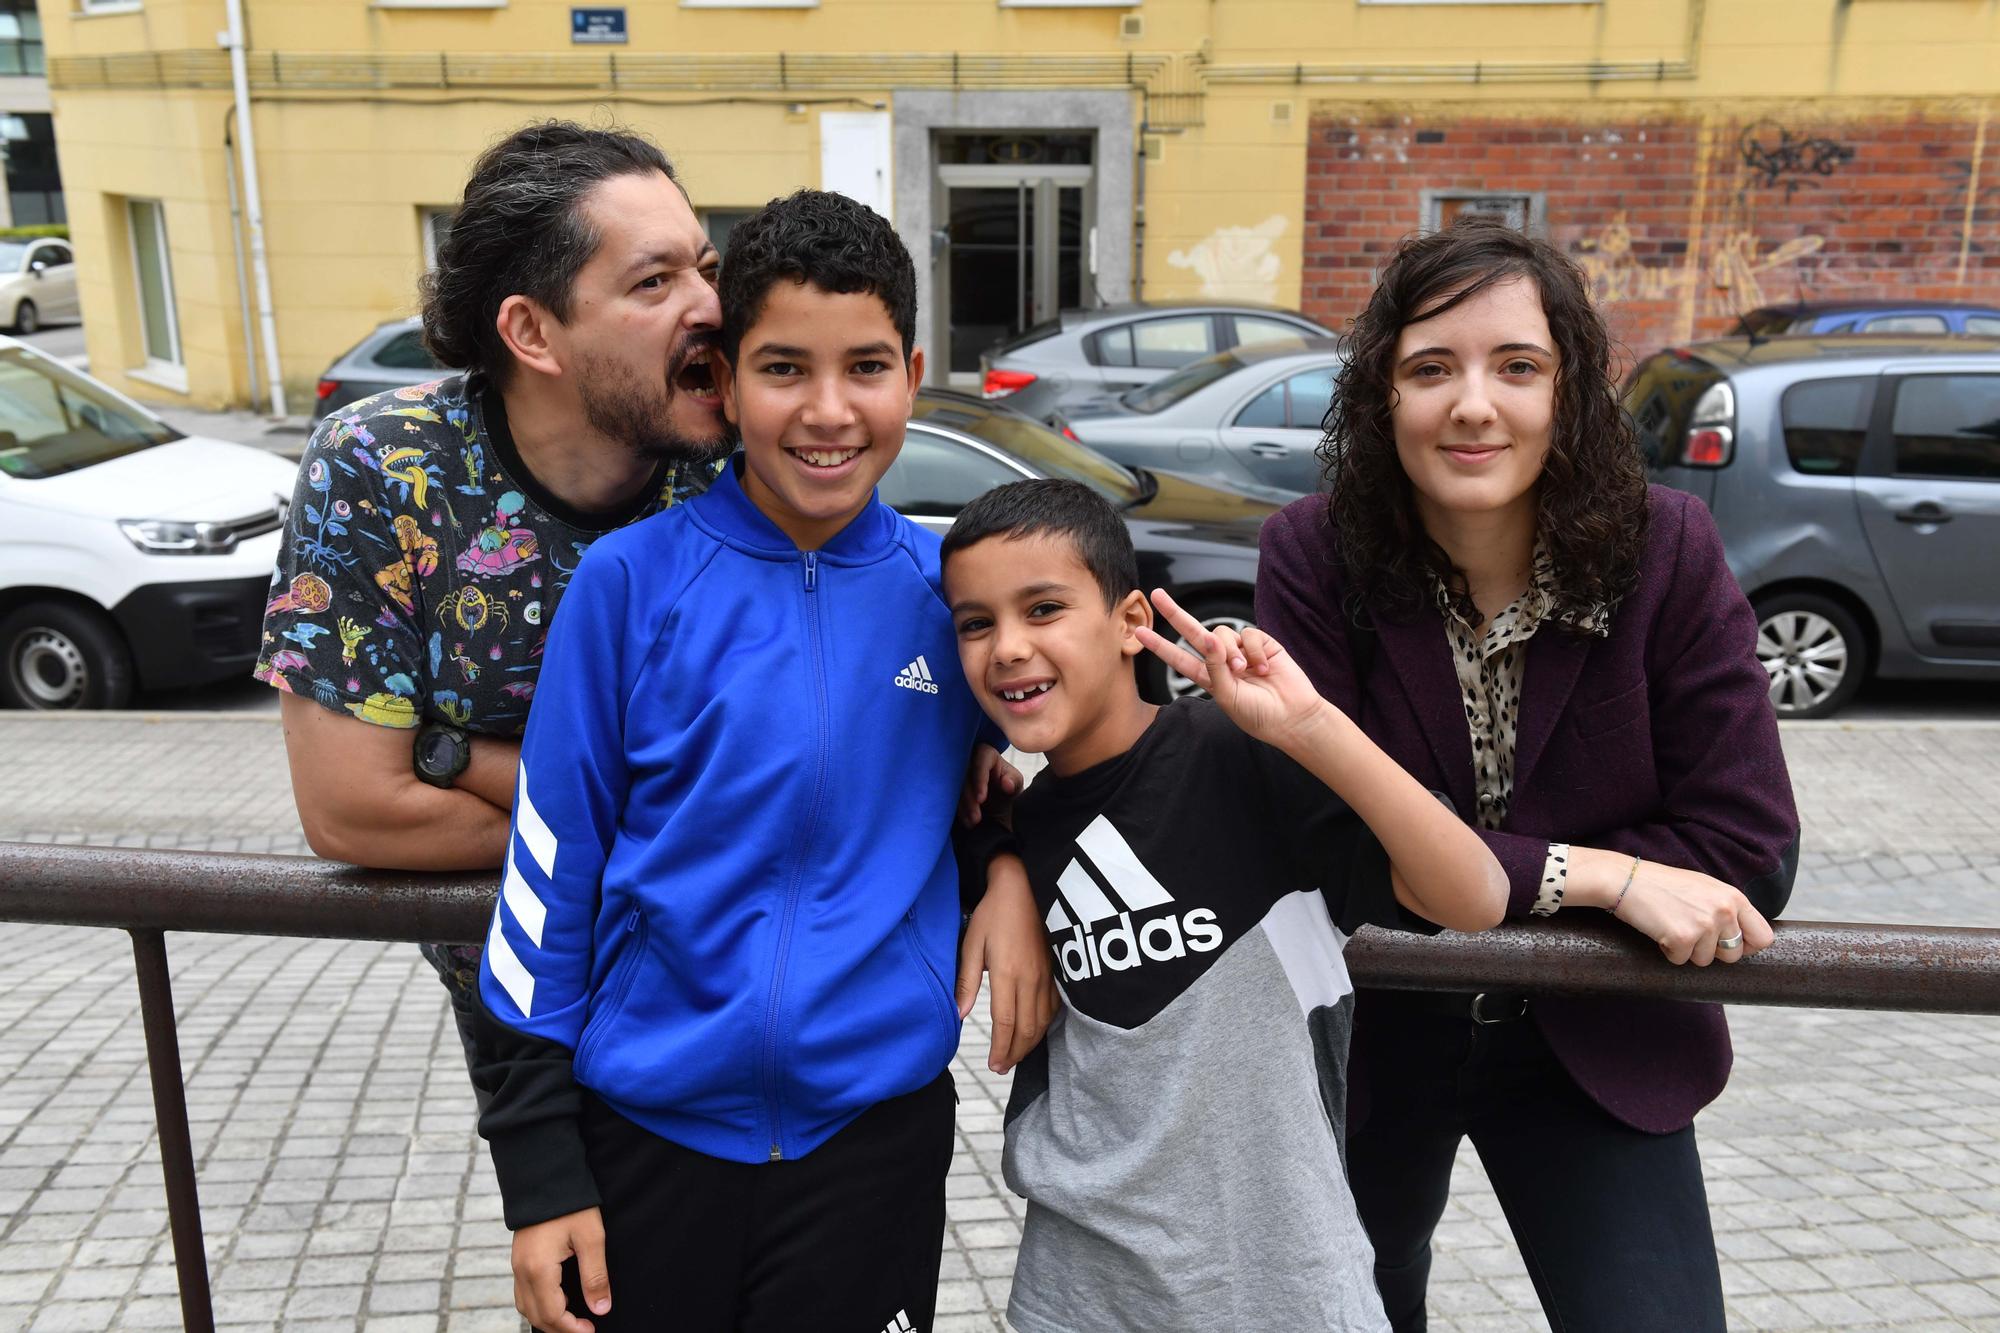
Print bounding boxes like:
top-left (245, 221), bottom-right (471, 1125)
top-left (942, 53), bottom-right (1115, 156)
top-left (3, 839), bottom-right (1999, 1333)
top-left (7, 842), bottom-right (2000, 1011)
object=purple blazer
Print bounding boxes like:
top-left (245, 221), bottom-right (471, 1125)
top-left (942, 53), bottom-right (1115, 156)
top-left (1257, 485), bottom-right (1800, 1134)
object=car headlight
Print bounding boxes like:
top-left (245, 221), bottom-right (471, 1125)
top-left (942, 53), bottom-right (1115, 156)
top-left (117, 518), bottom-right (241, 555)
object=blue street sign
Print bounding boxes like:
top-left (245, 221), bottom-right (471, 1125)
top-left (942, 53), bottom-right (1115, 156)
top-left (571, 7), bottom-right (627, 44)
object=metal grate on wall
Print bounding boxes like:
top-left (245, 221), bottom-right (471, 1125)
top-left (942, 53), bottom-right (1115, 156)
top-left (50, 49), bottom-right (1193, 100)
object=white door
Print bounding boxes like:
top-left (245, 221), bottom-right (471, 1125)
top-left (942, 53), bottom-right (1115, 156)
top-left (30, 242), bottom-right (78, 323)
top-left (820, 112), bottom-right (893, 220)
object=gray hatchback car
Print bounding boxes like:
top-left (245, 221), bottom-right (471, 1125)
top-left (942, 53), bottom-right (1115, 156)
top-left (1627, 335), bottom-right (2000, 718)
top-left (315, 317), bottom-right (444, 418)
top-left (1061, 338), bottom-right (1340, 497)
top-left (980, 301), bottom-right (1330, 423)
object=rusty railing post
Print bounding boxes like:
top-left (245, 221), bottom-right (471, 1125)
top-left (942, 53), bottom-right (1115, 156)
top-left (128, 928), bottom-right (215, 1333)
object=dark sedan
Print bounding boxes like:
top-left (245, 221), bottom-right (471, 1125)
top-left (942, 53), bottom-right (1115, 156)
top-left (898, 390), bottom-right (1278, 702)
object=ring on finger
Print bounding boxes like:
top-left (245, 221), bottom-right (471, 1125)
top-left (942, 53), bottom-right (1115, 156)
top-left (1716, 932), bottom-right (1744, 951)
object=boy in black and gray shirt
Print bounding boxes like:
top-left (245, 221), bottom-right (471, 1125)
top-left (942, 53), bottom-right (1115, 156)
top-left (940, 481), bottom-right (1508, 1333)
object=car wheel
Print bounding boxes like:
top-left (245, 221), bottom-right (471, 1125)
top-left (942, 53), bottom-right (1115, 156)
top-left (0, 602), bottom-right (136, 711)
top-left (1138, 596), bottom-right (1253, 705)
top-left (1754, 593), bottom-right (1866, 720)
top-left (11, 299), bottom-right (37, 336)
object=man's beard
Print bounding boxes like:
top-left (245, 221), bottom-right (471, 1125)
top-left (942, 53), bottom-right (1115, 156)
top-left (576, 339), bottom-right (734, 466)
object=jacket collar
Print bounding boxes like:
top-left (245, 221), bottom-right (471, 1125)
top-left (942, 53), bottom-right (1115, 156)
top-left (689, 453), bottom-right (899, 562)
top-left (1370, 603), bottom-right (1596, 812)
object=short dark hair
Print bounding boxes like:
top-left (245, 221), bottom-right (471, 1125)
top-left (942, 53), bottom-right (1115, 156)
top-left (421, 121), bottom-right (679, 385)
top-left (719, 190), bottom-right (917, 364)
top-left (942, 479), bottom-right (1138, 609)
top-left (1321, 214), bottom-right (1648, 629)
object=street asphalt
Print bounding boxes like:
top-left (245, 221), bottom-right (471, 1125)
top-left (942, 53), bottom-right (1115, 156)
top-left (0, 710), bottom-right (1997, 1332)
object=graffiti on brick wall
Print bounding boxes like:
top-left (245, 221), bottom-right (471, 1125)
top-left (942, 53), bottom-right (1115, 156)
top-left (1737, 120), bottom-right (1856, 200)
top-left (1575, 215), bottom-right (1686, 305)
top-left (1167, 216), bottom-right (1287, 302)
top-left (1709, 230), bottom-right (1826, 308)
top-left (1577, 213), bottom-right (1828, 314)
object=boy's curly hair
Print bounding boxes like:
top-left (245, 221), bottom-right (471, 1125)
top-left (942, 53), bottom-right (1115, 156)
top-left (1319, 215), bottom-right (1648, 630)
top-left (719, 190), bottom-right (917, 364)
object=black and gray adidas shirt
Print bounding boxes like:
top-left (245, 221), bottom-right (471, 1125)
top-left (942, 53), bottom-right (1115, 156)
top-left (1002, 699), bottom-right (1435, 1333)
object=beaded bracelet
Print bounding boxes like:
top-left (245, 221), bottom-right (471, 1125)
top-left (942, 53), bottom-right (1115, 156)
top-left (1611, 855), bottom-right (1642, 915)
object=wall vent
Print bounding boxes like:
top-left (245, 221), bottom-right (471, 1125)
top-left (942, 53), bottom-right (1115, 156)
top-left (1119, 14), bottom-right (1145, 40)
top-left (1142, 134), bottom-right (1165, 163)
top-left (1271, 100), bottom-right (1294, 125)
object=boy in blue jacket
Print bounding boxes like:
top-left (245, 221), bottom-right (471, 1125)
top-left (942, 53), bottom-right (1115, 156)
top-left (470, 191), bottom-right (1051, 1333)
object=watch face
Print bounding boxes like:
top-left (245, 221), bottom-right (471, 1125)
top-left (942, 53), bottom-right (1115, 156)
top-left (417, 729), bottom-right (460, 776)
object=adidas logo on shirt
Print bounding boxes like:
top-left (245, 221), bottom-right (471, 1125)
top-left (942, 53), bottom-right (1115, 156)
top-left (879, 1312), bottom-right (915, 1333)
top-left (894, 655), bottom-right (940, 694)
top-left (1047, 814), bottom-right (1222, 983)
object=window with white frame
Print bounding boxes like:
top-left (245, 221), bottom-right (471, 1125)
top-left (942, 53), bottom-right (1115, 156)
top-left (420, 207), bottom-right (455, 268)
top-left (126, 198), bottom-right (183, 380)
top-left (1420, 189), bottom-right (1543, 235)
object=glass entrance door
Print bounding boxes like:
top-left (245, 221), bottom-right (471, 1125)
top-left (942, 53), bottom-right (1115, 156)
top-left (936, 162), bottom-right (1093, 383)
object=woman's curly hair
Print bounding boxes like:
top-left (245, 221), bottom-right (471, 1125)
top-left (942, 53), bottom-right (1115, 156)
top-left (1319, 215), bottom-right (1648, 631)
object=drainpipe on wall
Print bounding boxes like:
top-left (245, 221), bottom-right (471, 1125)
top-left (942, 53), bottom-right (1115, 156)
top-left (219, 0), bottom-right (287, 419)
top-left (222, 106), bottom-right (262, 416)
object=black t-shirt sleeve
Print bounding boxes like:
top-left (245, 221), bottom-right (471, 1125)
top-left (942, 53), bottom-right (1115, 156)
top-left (1241, 731), bottom-right (1440, 937)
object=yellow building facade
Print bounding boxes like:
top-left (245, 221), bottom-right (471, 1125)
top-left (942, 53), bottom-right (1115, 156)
top-left (39, 0), bottom-right (2000, 410)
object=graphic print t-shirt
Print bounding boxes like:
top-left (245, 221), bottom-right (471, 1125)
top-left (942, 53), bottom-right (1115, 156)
top-left (1002, 699), bottom-right (1434, 1333)
top-left (254, 374), bottom-right (717, 736)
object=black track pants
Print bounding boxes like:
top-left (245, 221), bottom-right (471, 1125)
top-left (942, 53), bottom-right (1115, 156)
top-left (557, 1072), bottom-right (957, 1333)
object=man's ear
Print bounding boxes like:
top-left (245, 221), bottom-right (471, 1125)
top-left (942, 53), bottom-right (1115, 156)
top-left (495, 295), bottom-right (562, 380)
top-left (1116, 588), bottom-right (1152, 659)
top-left (905, 346), bottom-right (926, 403)
top-left (712, 351), bottom-right (741, 427)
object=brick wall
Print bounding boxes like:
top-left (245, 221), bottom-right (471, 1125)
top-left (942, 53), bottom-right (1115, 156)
top-left (1302, 104), bottom-right (2000, 363)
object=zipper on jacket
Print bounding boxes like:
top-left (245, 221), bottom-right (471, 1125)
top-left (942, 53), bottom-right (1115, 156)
top-left (573, 907), bottom-right (645, 1076)
top-left (761, 549), bottom-right (831, 1161)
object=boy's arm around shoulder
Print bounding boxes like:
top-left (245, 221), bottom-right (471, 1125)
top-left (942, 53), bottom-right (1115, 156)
top-left (473, 540), bottom-right (646, 1227)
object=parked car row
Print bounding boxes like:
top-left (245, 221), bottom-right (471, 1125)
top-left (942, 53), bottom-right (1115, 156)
top-left (9, 291), bottom-right (1996, 719)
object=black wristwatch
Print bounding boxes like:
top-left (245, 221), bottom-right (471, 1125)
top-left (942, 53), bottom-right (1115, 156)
top-left (413, 721), bottom-right (472, 789)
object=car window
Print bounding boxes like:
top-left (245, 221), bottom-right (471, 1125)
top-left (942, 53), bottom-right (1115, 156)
top-left (0, 348), bottom-right (180, 480)
top-left (1234, 381), bottom-right (1287, 429)
top-left (1863, 314), bottom-right (1949, 334)
top-left (1094, 325), bottom-right (1134, 368)
top-left (1285, 368), bottom-right (1336, 431)
top-left (372, 329), bottom-right (443, 371)
top-left (1891, 375), bottom-right (2000, 480)
top-left (38, 243), bottom-right (71, 266)
top-left (1780, 377), bottom-right (1872, 476)
top-left (1131, 316), bottom-right (1215, 370)
top-left (1623, 352), bottom-right (1725, 468)
top-left (1233, 316), bottom-right (1308, 349)
top-left (937, 408), bottom-right (1141, 504)
top-left (876, 429), bottom-right (1023, 517)
top-left (0, 241), bottom-right (26, 273)
top-left (1122, 351), bottom-right (1245, 414)
top-left (1966, 316), bottom-right (2000, 336)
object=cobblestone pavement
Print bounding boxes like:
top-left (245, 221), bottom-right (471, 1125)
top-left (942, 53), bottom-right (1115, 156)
top-left (1, 712), bottom-right (1997, 1332)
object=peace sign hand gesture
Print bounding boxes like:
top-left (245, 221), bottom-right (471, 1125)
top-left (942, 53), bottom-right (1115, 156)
top-left (1135, 588), bottom-right (1343, 752)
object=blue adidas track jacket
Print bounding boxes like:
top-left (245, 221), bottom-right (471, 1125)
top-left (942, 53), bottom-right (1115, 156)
top-left (474, 458), bottom-right (990, 1214)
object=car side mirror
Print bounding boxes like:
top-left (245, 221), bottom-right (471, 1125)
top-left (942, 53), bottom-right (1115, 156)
top-left (28, 261), bottom-right (44, 277)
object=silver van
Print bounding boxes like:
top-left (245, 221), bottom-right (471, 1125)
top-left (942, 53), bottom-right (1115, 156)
top-left (1628, 336), bottom-right (2000, 718)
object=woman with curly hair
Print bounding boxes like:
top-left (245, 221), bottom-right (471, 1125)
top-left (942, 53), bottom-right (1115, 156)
top-left (1256, 215), bottom-right (1800, 1330)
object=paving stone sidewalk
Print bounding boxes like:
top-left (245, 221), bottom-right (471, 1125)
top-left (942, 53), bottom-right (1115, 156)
top-left (1, 713), bottom-right (1997, 1332)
